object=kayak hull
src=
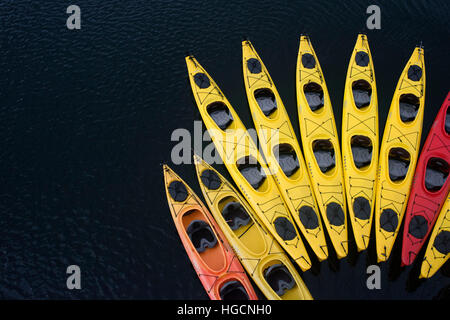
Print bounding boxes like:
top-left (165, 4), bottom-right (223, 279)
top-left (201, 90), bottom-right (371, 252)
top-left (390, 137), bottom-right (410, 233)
top-left (341, 34), bottom-right (379, 252)
top-left (420, 195), bottom-right (450, 278)
top-left (194, 155), bottom-right (313, 300)
top-left (163, 165), bottom-right (258, 300)
top-left (241, 40), bottom-right (328, 261)
top-left (374, 47), bottom-right (426, 262)
top-left (401, 92), bottom-right (450, 266)
top-left (296, 35), bottom-right (348, 258)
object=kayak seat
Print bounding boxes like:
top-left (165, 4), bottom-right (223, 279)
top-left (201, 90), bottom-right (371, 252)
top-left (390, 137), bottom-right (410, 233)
top-left (407, 65), bottom-right (423, 82)
top-left (353, 197), bottom-right (371, 220)
top-left (200, 169), bottom-right (222, 190)
top-left (312, 139), bottom-right (335, 173)
top-left (446, 107), bottom-right (450, 134)
top-left (304, 82), bottom-right (324, 112)
top-left (207, 102), bottom-right (234, 130)
top-left (379, 209), bottom-right (398, 232)
top-left (193, 72), bottom-right (211, 89)
top-left (237, 157), bottom-right (266, 190)
top-left (254, 88), bottom-right (277, 116)
top-left (247, 58), bottom-right (262, 74)
top-left (408, 215), bottom-right (428, 239)
top-left (326, 202), bottom-right (345, 226)
top-left (219, 281), bottom-right (249, 300)
top-left (186, 220), bottom-right (218, 253)
top-left (221, 201), bottom-right (251, 231)
top-left (302, 53), bottom-right (316, 69)
top-left (264, 264), bottom-right (296, 296)
top-left (434, 230), bottom-right (450, 255)
top-left (425, 158), bottom-right (449, 192)
top-left (388, 148), bottom-right (410, 182)
top-left (399, 94), bottom-right (420, 122)
top-left (355, 51), bottom-right (369, 67)
top-left (352, 80), bottom-right (372, 109)
top-left (298, 206), bottom-right (319, 230)
top-left (274, 217), bottom-right (297, 241)
top-left (168, 180), bottom-right (188, 202)
top-left (351, 135), bottom-right (372, 169)
top-left (274, 144), bottom-right (300, 177)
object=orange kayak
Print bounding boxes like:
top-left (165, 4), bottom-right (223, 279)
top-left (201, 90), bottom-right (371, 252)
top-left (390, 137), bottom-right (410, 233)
top-left (163, 164), bottom-right (258, 300)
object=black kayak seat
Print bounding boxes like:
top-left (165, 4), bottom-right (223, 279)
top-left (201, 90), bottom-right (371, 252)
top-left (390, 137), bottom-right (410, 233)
top-left (274, 217), bottom-right (297, 241)
top-left (207, 102), bottom-right (234, 130)
top-left (355, 51), bottom-right (370, 67)
top-left (221, 201), bottom-right (251, 231)
top-left (408, 215), bottom-right (428, 239)
top-left (379, 209), bottom-right (398, 232)
top-left (194, 73), bottom-right (211, 89)
top-left (200, 169), bottom-right (222, 190)
top-left (274, 144), bottom-right (300, 177)
top-left (326, 202), bottom-right (345, 226)
top-left (352, 80), bottom-right (372, 109)
top-left (434, 230), bottom-right (450, 255)
top-left (186, 220), bottom-right (217, 253)
top-left (237, 157), bottom-right (266, 190)
top-left (168, 180), bottom-right (188, 202)
top-left (219, 281), bottom-right (249, 300)
top-left (312, 139), bottom-right (335, 173)
top-left (399, 94), bottom-right (420, 123)
top-left (298, 206), bottom-right (319, 230)
top-left (247, 58), bottom-right (262, 74)
top-left (351, 135), bottom-right (372, 169)
top-left (407, 65), bottom-right (423, 82)
top-left (302, 53), bottom-right (316, 69)
top-left (353, 197), bottom-right (371, 220)
top-left (425, 158), bottom-right (449, 192)
top-left (254, 88), bottom-right (277, 116)
top-left (304, 82), bottom-right (324, 111)
top-left (264, 264), bottom-right (296, 296)
top-left (388, 148), bottom-right (410, 182)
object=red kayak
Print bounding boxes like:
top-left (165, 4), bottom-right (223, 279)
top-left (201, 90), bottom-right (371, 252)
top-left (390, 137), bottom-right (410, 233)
top-left (401, 92), bottom-right (450, 266)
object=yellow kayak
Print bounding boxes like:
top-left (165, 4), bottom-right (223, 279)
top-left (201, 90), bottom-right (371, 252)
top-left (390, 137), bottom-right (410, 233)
top-left (241, 40), bottom-right (328, 261)
top-left (185, 55), bottom-right (311, 271)
top-left (420, 194), bottom-right (450, 279)
top-left (341, 34), bottom-right (379, 251)
top-left (296, 35), bottom-right (348, 258)
top-left (193, 154), bottom-right (313, 300)
top-left (374, 46), bottom-right (426, 262)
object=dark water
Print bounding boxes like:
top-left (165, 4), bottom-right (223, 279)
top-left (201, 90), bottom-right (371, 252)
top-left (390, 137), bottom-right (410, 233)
top-left (0, 0), bottom-right (449, 299)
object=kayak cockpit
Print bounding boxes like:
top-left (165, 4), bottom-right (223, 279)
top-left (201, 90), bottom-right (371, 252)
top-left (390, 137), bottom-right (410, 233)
top-left (303, 82), bottom-right (324, 112)
top-left (388, 147), bottom-right (410, 182)
top-left (350, 135), bottom-right (373, 169)
top-left (273, 144), bottom-right (300, 177)
top-left (399, 93), bottom-right (420, 123)
top-left (219, 280), bottom-right (250, 300)
top-left (352, 79), bottom-right (372, 109)
top-left (186, 219), bottom-right (218, 253)
top-left (312, 139), bottom-right (335, 174)
top-left (425, 157), bottom-right (449, 192)
top-left (264, 263), bottom-right (296, 297)
top-left (221, 200), bottom-right (251, 231)
top-left (236, 156), bottom-right (267, 191)
top-left (254, 88), bottom-right (277, 117)
top-left (207, 102), bottom-right (234, 130)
